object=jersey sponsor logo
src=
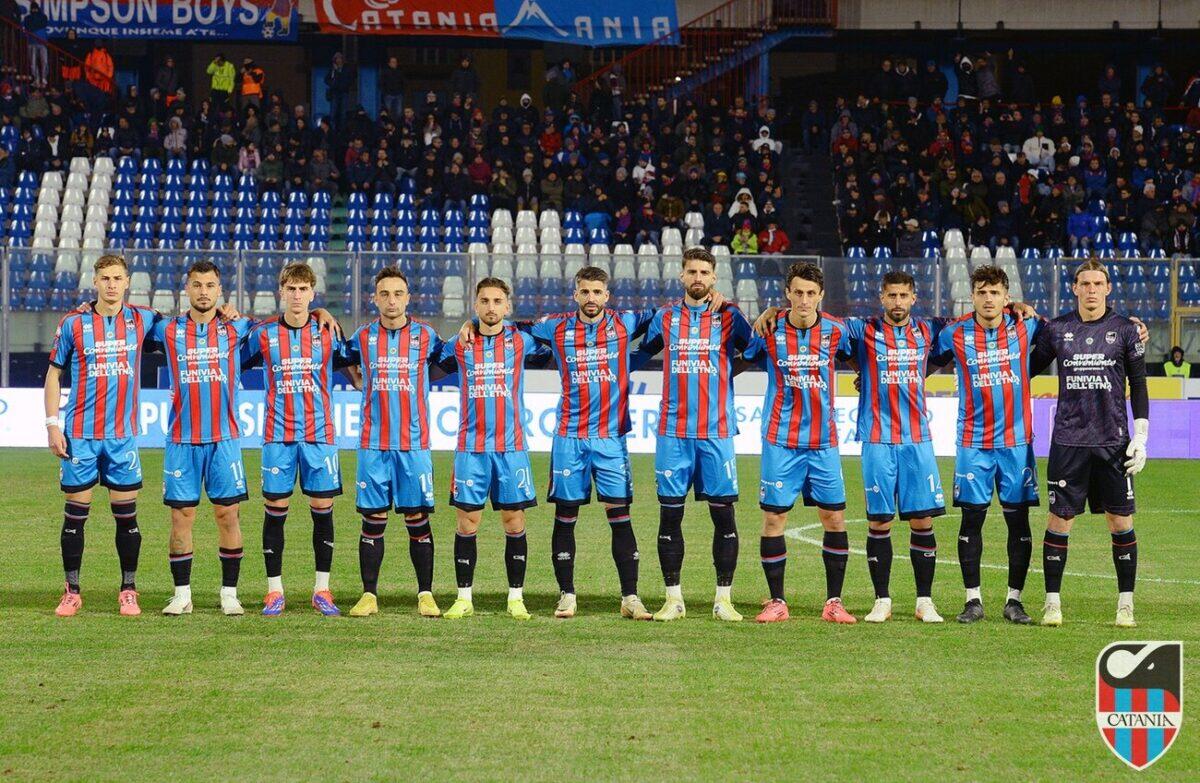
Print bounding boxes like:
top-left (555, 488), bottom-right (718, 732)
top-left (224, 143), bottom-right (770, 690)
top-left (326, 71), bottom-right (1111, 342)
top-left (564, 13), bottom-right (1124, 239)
top-left (1096, 641), bottom-right (1183, 771)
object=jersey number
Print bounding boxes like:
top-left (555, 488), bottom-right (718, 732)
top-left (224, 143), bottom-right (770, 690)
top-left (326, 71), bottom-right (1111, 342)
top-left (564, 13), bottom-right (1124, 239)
top-left (324, 454), bottom-right (340, 476)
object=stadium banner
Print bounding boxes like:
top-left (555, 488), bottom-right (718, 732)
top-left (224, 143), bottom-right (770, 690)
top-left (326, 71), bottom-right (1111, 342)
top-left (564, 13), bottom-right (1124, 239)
top-left (27, 0), bottom-right (300, 40)
top-left (314, 0), bottom-right (498, 36)
top-left (314, 0), bottom-right (676, 45)
top-left (492, 0), bottom-right (676, 45)
top-left (4, 388), bottom-right (1200, 458)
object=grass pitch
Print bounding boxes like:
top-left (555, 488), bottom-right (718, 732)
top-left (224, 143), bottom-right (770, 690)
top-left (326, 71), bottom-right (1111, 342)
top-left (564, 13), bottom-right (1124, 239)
top-left (0, 448), bottom-right (1196, 782)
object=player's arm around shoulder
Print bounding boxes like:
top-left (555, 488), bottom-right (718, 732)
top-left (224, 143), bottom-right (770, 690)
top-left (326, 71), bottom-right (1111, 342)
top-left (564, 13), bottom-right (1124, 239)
top-left (928, 319), bottom-right (962, 368)
top-left (1028, 316), bottom-right (1060, 376)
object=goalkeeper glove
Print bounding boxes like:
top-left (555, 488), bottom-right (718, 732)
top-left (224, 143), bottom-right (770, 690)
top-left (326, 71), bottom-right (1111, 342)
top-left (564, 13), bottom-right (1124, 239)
top-left (1124, 418), bottom-right (1148, 476)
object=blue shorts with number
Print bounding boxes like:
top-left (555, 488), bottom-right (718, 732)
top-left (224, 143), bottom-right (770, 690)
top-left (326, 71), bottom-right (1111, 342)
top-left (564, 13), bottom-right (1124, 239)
top-left (655, 436), bottom-right (739, 504)
top-left (163, 440), bottom-right (248, 508)
top-left (861, 441), bottom-right (945, 522)
top-left (261, 442), bottom-right (343, 501)
top-left (60, 436), bottom-right (143, 493)
top-left (450, 451), bottom-right (537, 512)
top-left (356, 448), bottom-right (434, 515)
top-left (547, 435), bottom-right (633, 506)
top-left (759, 442), bottom-right (846, 512)
top-left (953, 444), bottom-right (1039, 509)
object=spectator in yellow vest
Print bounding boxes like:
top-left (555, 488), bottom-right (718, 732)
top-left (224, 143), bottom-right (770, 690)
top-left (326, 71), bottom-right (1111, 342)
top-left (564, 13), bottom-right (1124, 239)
top-left (1164, 346), bottom-right (1191, 378)
top-left (206, 53), bottom-right (236, 106)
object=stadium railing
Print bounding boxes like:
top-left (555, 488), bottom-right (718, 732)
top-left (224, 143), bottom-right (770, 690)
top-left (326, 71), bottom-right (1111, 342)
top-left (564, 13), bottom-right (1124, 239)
top-left (1, 251), bottom-right (1196, 382)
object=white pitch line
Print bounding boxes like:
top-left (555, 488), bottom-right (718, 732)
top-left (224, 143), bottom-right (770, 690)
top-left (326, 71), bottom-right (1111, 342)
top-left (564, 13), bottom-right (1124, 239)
top-left (784, 519), bottom-right (1200, 587)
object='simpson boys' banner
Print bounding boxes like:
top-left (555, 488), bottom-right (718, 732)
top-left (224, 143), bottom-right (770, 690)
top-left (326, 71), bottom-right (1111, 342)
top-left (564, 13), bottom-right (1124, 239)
top-left (315, 0), bottom-right (676, 46)
top-left (24, 0), bottom-right (300, 40)
top-left (2, 388), bottom-right (1198, 458)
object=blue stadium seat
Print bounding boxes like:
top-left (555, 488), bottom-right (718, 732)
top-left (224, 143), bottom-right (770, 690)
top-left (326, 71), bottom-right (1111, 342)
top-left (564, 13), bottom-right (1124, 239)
top-left (372, 192), bottom-right (393, 213)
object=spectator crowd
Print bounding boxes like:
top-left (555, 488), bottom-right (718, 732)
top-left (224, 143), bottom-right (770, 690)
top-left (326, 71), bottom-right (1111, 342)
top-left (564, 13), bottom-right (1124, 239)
top-left (0, 31), bottom-right (793, 254)
top-left (799, 54), bottom-right (1200, 257)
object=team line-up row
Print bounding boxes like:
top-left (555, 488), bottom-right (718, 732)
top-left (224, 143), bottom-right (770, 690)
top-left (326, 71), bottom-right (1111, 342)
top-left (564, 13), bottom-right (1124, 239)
top-left (44, 249), bottom-right (1150, 628)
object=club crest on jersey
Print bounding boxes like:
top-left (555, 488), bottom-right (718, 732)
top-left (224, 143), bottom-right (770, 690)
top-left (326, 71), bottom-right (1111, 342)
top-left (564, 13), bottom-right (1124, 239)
top-left (1064, 332), bottom-right (1074, 342)
top-left (1096, 641), bottom-right (1183, 771)
top-left (1106, 331), bottom-right (1117, 345)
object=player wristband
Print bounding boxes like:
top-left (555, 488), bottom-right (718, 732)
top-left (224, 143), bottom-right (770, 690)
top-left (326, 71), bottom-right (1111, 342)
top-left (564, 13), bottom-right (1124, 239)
top-left (45, 416), bottom-right (62, 429)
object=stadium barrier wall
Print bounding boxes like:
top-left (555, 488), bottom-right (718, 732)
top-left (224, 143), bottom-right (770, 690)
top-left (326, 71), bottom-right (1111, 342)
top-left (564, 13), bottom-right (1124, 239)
top-left (2, 388), bottom-right (1197, 458)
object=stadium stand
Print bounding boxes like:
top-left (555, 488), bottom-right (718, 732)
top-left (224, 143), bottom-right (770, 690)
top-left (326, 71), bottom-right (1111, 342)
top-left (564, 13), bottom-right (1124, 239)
top-left (0, 51), bottom-right (789, 323)
top-left (817, 56), bottom-right (1200, 321)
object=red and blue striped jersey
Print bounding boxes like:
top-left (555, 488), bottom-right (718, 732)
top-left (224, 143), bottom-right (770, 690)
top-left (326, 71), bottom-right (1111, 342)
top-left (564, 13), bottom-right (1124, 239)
top-left (743, 311), bottom-right (851, 449)
top-left (437, 325), bottom-right (550, 453)
top-left (49, 305), bottom-right (160, 440)
top-left (638, 302), bottom-right (753, 439)
top-left (340, 319), bottom-right (444, 451)
top-left (241, 316), bottom-right (341, 445)
top-left (529, 308), bottom-right (655, 439)
top-left (933, 313), bottom-right (1039, 449)
top-left (149, 315), bottom-right (255, 445)
top-left (845, 316), bottom-right (949, 445)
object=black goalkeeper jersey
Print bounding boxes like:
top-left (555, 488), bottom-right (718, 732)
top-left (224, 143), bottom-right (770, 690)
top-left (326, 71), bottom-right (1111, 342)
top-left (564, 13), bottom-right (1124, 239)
top-left (1030, 308), bottom-right (1148, 448)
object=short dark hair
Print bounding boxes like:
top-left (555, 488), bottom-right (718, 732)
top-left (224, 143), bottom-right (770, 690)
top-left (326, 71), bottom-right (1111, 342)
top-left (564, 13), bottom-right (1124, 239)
top-left (1073, 258), bottom-right (1110, 283)
top-left (970, 265), bottom-right (1009, 291)
top-left (574, 266), bottom-right (609, 286)
top-left (880, 269), bottom-right (915, 291)
top-left (681, 246), bottom-right (716, 269)
top-left (373, 266), bottom-right (408, 287)
top-left (785, 262), bottom-right (824, 291)
top-left (476, 277), bottom-right (512, 297)
top-left (186, 259), bottom-right (221, 280)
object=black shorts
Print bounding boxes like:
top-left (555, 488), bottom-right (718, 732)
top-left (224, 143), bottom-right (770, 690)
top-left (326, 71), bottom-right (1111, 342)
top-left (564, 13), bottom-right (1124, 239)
top-left (1046, 442), bottom-right (1135, 519)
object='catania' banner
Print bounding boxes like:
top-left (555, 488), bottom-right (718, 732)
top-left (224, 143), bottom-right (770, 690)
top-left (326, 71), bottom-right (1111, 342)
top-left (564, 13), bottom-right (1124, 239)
top-left (25, 0), bottom-right (300, 40)
top-left (3, 388), bottom-right (1199, 457)
top-left (314, 0), bottom-right (677, 46)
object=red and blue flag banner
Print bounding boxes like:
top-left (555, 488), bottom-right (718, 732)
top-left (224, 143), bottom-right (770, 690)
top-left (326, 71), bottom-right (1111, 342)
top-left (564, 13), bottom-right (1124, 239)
top-left (315, 0), bottom-right (676, 46)
top-left (1096, 642), bottom-right (1183, 771)
top-left (27, 0), bottom-right (299, 40)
